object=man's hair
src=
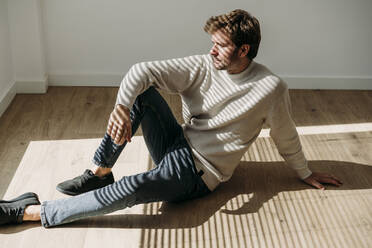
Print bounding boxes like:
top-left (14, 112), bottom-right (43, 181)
top-left (204, 9), bottom-right (261, 60)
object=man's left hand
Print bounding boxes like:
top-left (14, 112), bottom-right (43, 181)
top-left (302, 172), bottom-right (343, 190)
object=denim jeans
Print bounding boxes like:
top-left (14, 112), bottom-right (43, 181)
top-left (40, 87), bottom-right (211, 228)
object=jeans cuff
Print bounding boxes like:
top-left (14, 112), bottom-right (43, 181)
top-left (40, 201), bottom-right (51, 228)
top-left (92, 158), bottom-right (113, 168)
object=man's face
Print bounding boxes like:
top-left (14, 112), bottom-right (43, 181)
top-left (210, 29), bottom-right (239, 70)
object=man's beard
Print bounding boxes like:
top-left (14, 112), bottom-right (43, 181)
top-left (212, 48), bottom-right (240, 70)
top-left (212, 57), bottom-right (227, 70)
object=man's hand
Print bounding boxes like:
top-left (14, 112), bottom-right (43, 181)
top-left (302, 172), bottom-right (343, 190)
top-left (107, 104), bottom-right (132, 145)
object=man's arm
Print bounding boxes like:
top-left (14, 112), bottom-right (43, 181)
top-left (115, 55), bottom-right (206, 110)
top-left (267, 83), bottom-right (342, 189)
top-left (108, 55), bottom-right (207, 146)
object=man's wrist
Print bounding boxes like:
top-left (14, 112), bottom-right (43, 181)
top-left (296, 168), bottom-right (312, 180)
top-left (115, 103), bottom-right (130, 111)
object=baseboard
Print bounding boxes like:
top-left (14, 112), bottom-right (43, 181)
top-left (16, 75), bottom-right (49, 93)
top-left (0, 76), bottom-right (48, 118)
top-left (0, 82), bottom-right (16, 118)
top-left (48, 74), bottom-right (121, 87)
top-left (48, 74), bottom-right (372, 90)
top-left (283, 76), bottom-right (372, 90)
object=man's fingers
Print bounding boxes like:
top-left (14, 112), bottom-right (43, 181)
top-left (319, 176), bottom-right (342, 186)
top-left (317, 173), bottom-right (343, 186)
top-left (126, 123), bottom-right (132, 142)
top-left (114, 125), bottom-right (129, 145)
top-left (114, 125), bottom-right (126, 144)
top-left (305, 178), bottom-right (324, 190)
top-left (311, 180), bottom-right (325, 190)
top-left (335, 178), bottom-right (343, 185)
top-left (110, 113), bottom-right (124, 141)
top-left (111, 124), bottom-right (119, 140)
top-left (327, 175), bottom-right (343, 185)
top-left (110, 124), bottom-right (116, 138)
top-left (107, 120), bottom-right (113, 135)
top-left (115, 128), bottom-right (123, 143)
top-left (118, 133), bottom-right (126, 145)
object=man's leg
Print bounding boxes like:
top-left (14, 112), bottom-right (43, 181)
top-left (92, 86), bottom-right (185, 170)
top-left (22, 87), bottom-right (210, 226)
top-left (57, 86), bottom-right (186, 195)
top-left (39, 137), bottom-right (211, 227)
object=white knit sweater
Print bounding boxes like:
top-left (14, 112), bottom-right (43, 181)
top-left (116, 54), bottom-right (312, 191)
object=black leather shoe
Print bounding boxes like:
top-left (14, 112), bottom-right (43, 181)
top-left (0, 192), bottom-right (38, 204)
top-left (56, 169), bottom-right (114, 196)
top-left (0, 193), bottom-right (40, 225)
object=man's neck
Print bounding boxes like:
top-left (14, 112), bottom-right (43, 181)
top-left (227, 58), bottom-right (252, 74)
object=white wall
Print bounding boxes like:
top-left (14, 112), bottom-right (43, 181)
top-left (0, 0), bottom-right (15, 118)
top-left (1, 0), bottom-right (372, 111)
top-left (42, 0), bottom-right (372, 88)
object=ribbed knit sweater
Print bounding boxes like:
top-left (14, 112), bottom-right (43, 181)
top-left (115, 54), bottom-right (312, 191)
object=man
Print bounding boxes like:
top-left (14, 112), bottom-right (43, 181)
top-left (0, 9), bottom-right (342, 227)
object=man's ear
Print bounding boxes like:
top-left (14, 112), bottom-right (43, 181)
top-left (239, 44), bottom-right (250, 57)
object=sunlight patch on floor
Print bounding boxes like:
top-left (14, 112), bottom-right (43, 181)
top-left (259, 122), bottom-right (372, 137)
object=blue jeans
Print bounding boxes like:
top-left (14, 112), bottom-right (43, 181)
top-left (40, 87), bottom-right (211, 228)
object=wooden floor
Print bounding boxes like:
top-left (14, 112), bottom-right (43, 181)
top-left (0, 87), bottom-right (371, 247)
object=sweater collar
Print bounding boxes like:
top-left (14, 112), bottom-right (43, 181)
top-left (221, 60), bottom-right (256, 83)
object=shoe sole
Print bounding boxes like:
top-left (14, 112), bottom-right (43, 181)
top-left (55, 186), bottom-right (80, 196)
top-left (56, 175), bottom-right (114, 196)
top-left (56, 182), bottom-right (114, 196)
top-left (0, 192), bottom-right (39, 203)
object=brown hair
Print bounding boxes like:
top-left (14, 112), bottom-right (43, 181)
top-left (204, 9), bottom-right (261, 60)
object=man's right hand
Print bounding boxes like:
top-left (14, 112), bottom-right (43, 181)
top-left (106, 104), bottom-right (132, 145)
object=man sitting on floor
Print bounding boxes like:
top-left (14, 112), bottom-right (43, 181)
top-left (0, 9), bottom-right (342, 227)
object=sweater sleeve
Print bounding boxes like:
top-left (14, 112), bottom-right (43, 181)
top-left (115, 54), bottom-right (206, 109)
top-left (266, 82), bottom-right (312, 179)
